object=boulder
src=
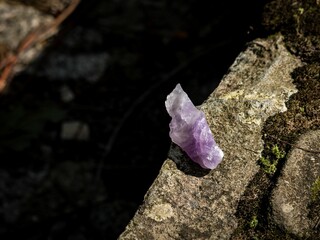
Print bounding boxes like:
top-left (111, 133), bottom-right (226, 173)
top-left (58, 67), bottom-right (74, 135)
top-left (118, 35), bottom-right (301, 240)
top-left (271, 130), bottom-right (320, 238)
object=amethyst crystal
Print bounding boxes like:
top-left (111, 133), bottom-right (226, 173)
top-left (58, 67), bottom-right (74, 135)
top-left (165, 84), bottom-right (223, 169)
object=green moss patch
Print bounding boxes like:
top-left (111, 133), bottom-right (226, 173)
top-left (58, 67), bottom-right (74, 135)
top-left (311, 177), bottom-right (320, 201)
top-left (259, 145), bottom-right (286, 175)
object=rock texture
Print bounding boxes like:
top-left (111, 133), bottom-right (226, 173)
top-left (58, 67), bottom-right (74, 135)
top-left (118, 35), bottom-right (301, 239)
top-left (0, 1), bottom-right (55, 80)
top-left (271, 130), bottom-right (320, 237)
top-left (0, 2), bottom-right (54, 50)
top-left (0, 1), bottom-right (82, 89)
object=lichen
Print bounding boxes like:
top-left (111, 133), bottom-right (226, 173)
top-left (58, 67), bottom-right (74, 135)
top-left (145, 203), bottom-right (174, 222)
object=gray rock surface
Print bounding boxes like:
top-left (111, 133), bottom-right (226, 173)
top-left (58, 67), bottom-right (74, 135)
top-left (0, 1), bottom-right (55, 77)
top-left (26, 26), bottom-right (110, 82)
top-left (0, 2), bottom-right (54, 50)
top-left (118, 35), bottom-right (301, 239)
top-left (271, 130), bottom-right (320, 238)
top-left (0, 1), bottom-right (84, 81)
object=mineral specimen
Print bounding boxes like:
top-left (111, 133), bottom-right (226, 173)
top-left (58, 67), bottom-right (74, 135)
top-left (165, 84), bottom-right (223, 169)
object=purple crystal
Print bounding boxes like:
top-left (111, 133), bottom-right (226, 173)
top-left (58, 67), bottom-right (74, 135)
top-left (165, 84), bottom-right (223, 169)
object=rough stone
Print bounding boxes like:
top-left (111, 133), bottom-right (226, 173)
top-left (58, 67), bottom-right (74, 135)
top-left (60, 85), bottom-right (75, 102)
top-left (271, 130), bottom-right (320, 238)
top-left (118, 35), bottom-right (301, 239)
top-left (0, 1), bottom-right (56, 79)
top-left (61, 121), bottom-right (90, 141)
top-left (0, 1), bottom-right (84, 84)
top-left (25, 26), bottom-right (109, 82)
top-left (29, 51), bottom-right (109, 82)
top-left (0, 2), bottom-right (54, 50)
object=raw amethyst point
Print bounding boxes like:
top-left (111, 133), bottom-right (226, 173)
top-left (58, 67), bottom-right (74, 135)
top-left (165, 84), bottom-right (224, 170)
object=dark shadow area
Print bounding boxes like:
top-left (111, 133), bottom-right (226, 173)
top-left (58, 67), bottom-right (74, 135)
top-left (168, 144), bottom-right (211, 177)
top-left (0, 0), bottom-right (267, 239)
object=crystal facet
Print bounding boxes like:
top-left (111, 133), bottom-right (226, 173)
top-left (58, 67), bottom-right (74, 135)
top-left (165, 84), bottom-right (224, 169)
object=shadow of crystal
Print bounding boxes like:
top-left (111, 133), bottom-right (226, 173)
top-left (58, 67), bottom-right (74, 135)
top-left (168, 143), bottom-right (211, 177)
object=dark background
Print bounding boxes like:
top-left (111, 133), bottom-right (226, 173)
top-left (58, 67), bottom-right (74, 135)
top-left (0, 1), bottom-right (267, 239)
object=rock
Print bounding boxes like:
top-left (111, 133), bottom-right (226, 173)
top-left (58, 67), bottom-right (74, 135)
top-left (26, 26), bottom-right (109, 82)
top-left (61, 121), bottom-right (90, 141)
top-left (0, 1), bottom-right (55, 75)
top-left (118, 35), bottom-right (301, 239)
top-left (14, 0), bottom-right (73, 15)
top-left (0, 1), bottom-right (79, 90)
top-left (271, 130), bottom-right (320, 238)
top-left (0, 2), bottom-right (54, 50)
top-left (60, 85), bottom-right (74, 102)
top-left (30, 52), bottom-right (110, 82)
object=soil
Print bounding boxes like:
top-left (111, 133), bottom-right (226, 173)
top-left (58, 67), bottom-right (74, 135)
top-left (0, 1), bottom-right (266, 239)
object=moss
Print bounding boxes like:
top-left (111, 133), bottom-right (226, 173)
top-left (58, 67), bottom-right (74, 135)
top-left (311, 176), bottom-right (320, 201)
top-left (308, 177), bottom-right (320, 237)
top-left (259, 156), bottom-right (277, 174)
top-left (271, 145), bottom-right (285, 159)
top-left (249, 215), bottom-right (258, 229)
top-left (258, 144), bottom-right (286, 175)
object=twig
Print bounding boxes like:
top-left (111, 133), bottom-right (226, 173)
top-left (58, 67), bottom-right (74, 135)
top-left (267, 134), bottom-right (320, 154)
top-left (244, 134), bottom-right (320, 155)
top-left (0, 0), bottom-right (80, 91)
